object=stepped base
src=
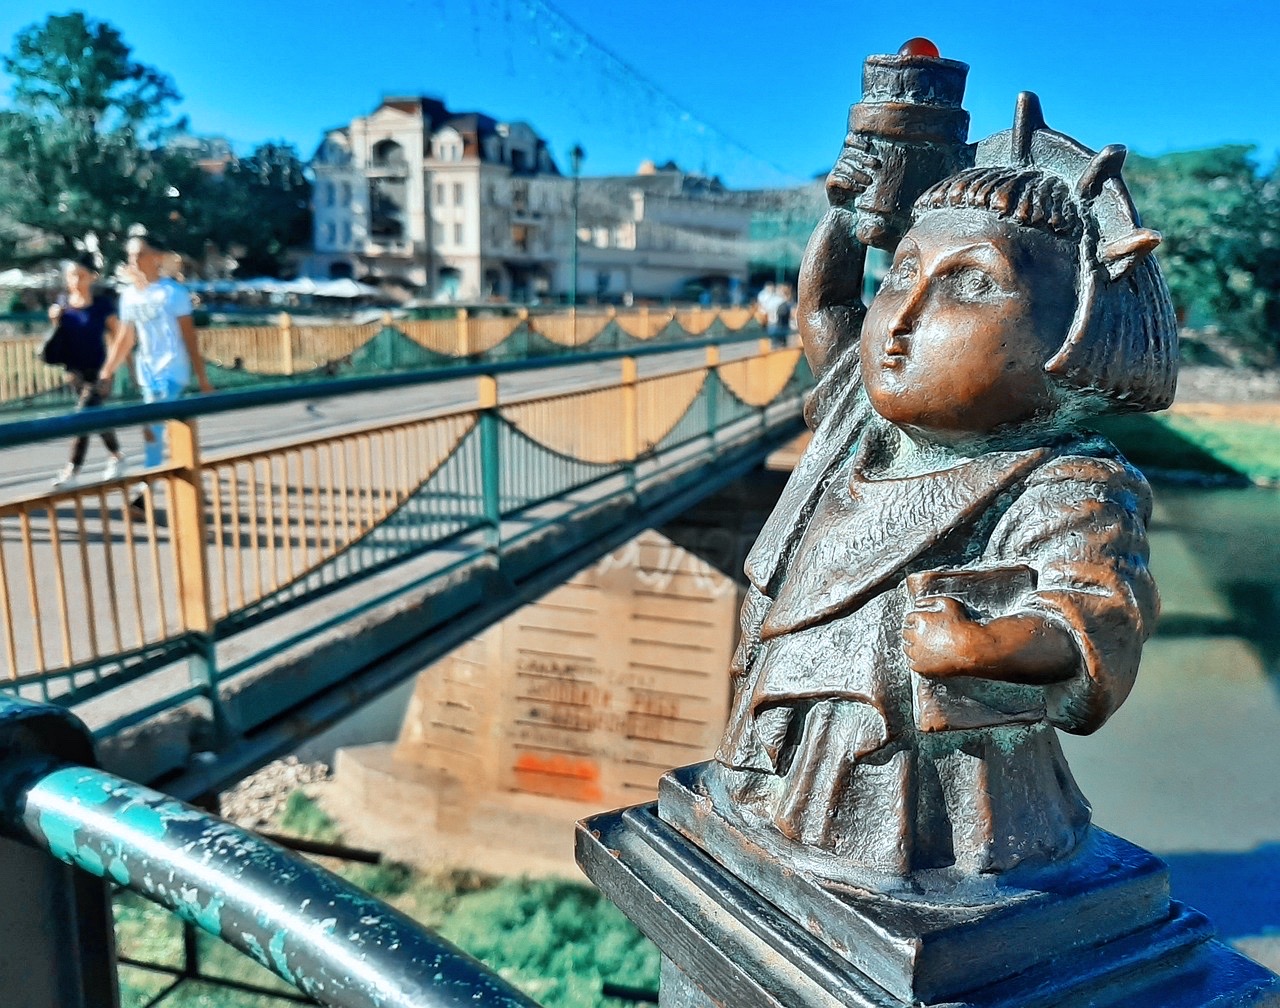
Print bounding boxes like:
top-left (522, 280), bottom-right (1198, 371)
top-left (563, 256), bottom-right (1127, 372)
top-left (576, 764), bottom-right (1280, 1007)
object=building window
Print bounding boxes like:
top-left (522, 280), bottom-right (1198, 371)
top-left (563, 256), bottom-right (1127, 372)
top-left (325, 222), bottom-right (336, 244)
top-left (324, 182), bottom-right (334, 207)
top-left (454, 222), bottom-right (464, 245)
top-left (342, 222), bottom-right (351, 245)
top-left (453, 183), bottom-right (463, 207)
top-left (341, 182), bottom-right (352, 205)
top-left (434, 183), bottom-right (445, 205)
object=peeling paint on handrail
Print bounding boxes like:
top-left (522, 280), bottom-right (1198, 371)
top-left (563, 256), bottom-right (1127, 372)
top-left (1, 757), bottom-right (544, 1008)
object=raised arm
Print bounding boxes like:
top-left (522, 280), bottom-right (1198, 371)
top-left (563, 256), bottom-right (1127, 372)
top-left (797, 205), bottom-right (868, 381)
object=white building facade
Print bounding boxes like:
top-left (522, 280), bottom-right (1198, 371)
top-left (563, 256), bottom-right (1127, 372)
top-left (575, 162), bottom-right (754, 304)
top-left (307, 99), bottom-right (758, 303)
top-left (308, 97), bottom-right (568, 301)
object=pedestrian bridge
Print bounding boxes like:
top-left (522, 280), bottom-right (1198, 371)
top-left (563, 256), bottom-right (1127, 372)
top-left (0, 329), bottom-right (810, 798)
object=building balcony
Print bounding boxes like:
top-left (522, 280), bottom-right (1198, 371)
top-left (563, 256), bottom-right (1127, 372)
top-left (367, 162), bottom-right (410, 179)
top-left (364, 239), bottom-right (414, 257)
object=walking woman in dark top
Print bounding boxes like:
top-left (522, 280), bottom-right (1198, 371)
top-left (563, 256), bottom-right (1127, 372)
top-left (48, 254), bottom-right (126, 487)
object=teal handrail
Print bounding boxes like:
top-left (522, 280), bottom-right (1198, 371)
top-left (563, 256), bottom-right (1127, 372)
top-left (0, 698), bottom-right (542, 1008)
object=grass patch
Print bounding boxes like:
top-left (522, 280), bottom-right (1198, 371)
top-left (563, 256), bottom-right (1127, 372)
top-left (116, 792), bottom-right (658, 1008)
top-left (1157, 414), bottom-right (1280, 484)
top-left (1094, 412), bottom-right (1280, 484)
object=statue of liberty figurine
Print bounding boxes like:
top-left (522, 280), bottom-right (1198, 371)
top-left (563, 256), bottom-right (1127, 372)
top-left (579, 41), bottom-right (1280, 1008)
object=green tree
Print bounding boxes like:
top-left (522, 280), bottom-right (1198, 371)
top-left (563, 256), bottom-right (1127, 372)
top-left (0, 12), bottom-right (185, 260)
top-left (1125, 145), bottom-right (1280, 364)
top-left (209, 142), bottom-right (312, 277)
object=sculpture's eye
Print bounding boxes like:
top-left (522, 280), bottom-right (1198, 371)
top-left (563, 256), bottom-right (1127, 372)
top-left (947, 266), bottom-right (1003, 302)
top-left (882, 256), bottom-right (918, 292)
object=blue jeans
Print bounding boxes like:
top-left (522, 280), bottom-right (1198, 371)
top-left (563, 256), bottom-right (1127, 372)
top-left (139, 375), bottom-right (187, 469)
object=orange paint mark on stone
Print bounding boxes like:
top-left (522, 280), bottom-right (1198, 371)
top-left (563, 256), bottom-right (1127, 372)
top-left (513, 752), bottom-right (603, 802)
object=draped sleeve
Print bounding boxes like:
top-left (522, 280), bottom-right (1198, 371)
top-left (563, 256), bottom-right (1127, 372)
top-left (984, 451), bottom-right (1158, 735)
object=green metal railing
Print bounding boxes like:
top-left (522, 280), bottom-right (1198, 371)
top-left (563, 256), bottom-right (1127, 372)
top-left (0, 693), bottom-right (545, 1008)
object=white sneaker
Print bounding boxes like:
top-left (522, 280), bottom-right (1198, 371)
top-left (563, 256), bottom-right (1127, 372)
top-left (51, 463), bottom-right (79, 489)
top-left (102, 454), bottom-right (126, 482)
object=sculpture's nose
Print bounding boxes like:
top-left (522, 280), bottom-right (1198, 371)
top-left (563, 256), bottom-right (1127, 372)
top-left (884, 331), bottom-right (910, 357)
top-left (885, 282), bottom-right (925, 354)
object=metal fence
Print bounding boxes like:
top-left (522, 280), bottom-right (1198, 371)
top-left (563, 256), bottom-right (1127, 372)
top-left (0, 305), bottom-right (766, 407)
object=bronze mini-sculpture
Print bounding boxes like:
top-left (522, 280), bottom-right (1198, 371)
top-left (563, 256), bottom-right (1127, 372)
top-left (578, 40), bottom-right (1280, 1008)
top-left (711, 105), bottom-right (1175, 889)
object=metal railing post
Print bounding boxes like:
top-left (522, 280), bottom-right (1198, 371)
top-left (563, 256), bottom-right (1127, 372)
top-left (457, 308), bottom-right (471, 356)
top-left (0, 698), bottom-right (118, 1008)
top-left (705, 345), bottom-right (720, 456)
top-left (166, 417), bottom-right (228, 743)
top-left (621, 355), bottom-right (639, 497)
top-left (477, 375), bottom-right (502, 550)
top-left (517, 307), bottom-right (531, 358)
top-left (0, 695), bottom-right (545, 1008)
top-left (280, 312), bottom-right (295, 376)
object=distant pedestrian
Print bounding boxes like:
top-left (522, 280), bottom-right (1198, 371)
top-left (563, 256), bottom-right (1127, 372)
top-left (766, 282), bottom-right (795, 348)
top-left (46, 254), bottom-right (126, 488)
top-left (98, 231), bottom-right (212, 515)
top-left (756, 282), bottom-right (779, 327)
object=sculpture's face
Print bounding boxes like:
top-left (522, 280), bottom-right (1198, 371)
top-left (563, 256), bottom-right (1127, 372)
top-left (860, 208), bottom-right (1078, 445)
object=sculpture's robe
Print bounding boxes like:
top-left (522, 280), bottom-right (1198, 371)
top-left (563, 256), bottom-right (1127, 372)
top-left (715, 385), bottom-right (1158, 879)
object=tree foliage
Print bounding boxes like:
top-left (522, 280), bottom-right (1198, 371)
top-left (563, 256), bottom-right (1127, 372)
top-left (206, 143), bottom-right (312, 277)
top-left (0, 12), bottom-right (309, 274)
top-left (0, 13), bottom-right (183, 258)
top-left (1125, 145), bottom-right (1280, 363)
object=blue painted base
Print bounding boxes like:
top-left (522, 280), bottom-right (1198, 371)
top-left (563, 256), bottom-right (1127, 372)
top-left (577, 787), bottom-right (1280, 1007)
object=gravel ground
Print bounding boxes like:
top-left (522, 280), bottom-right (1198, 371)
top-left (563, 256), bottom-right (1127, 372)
top-left (218, 756), bottom-right (331, 830)
top-left (1177, 365), bottom-right (1280, 404)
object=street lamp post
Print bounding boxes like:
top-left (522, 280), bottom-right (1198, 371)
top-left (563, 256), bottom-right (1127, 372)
top-left (569, 144), bottom-right (584, 342)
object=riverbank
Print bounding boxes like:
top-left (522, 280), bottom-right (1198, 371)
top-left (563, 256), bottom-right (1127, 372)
top-left (1097, 365), bottom-right (1280, 486)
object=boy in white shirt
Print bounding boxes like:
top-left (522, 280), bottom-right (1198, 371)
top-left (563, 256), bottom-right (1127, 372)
top-left (100, 233), bottom-right (213, 472)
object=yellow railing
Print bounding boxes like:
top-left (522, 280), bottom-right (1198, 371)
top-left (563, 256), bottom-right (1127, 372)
top-left (203, 415), bottom-right (476, 621)
top-left (0, 336), bottom-right (68, 402)
top-left (0, 341), bottom-right (804, 686)
top-left (0, 306), bottom-right (766, 400)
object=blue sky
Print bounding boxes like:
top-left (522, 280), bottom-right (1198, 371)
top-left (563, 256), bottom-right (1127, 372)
top-left (3, 0), bottom-right (1280, 189)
